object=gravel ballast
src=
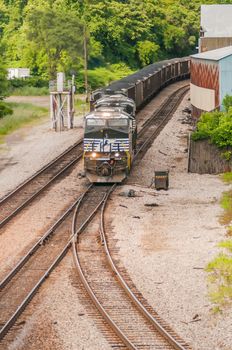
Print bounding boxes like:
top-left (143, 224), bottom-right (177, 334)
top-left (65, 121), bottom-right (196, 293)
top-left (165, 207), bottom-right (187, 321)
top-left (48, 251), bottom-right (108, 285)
top-left (1, 88), bottom-right (231, 349)
top-left (108, 93), bottom-right (232, 350)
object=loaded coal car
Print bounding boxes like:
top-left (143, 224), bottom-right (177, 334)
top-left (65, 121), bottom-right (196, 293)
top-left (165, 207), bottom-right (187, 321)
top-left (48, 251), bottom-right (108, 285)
top-left (83, 106), bottom-right (137, 183)
top-left (94, 93), bottom-right (136, 117)
top-left (86, 57), bottom-right (190, 182)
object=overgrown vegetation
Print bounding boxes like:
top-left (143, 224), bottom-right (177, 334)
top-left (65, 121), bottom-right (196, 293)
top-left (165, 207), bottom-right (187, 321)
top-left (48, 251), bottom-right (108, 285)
top-left (0, 102), bottom-right (48, 142)
top-left (0, 0), bottom-right (220, 83)
top-left (206, 173), bottom-right (232, 311)
top-left (192, 95), bottom-right (232, 159)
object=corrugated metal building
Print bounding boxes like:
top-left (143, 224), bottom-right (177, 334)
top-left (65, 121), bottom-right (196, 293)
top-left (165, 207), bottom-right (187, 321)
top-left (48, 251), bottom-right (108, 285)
top-left (200, 5), bottom-right (232, 52)
top-left (191, 46), bottom-right (232, 118)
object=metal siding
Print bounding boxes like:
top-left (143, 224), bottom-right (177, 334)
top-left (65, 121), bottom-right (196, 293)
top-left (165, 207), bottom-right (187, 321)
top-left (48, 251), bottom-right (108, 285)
top-left (191, 59), bottom-right (219, 108)
top-left (201, 5), bottom-right (232, 37)
top-left (190, 83), bottom-right (215, 111)
top-left (219, 55), bottom-right (232, 110)
top-left (200, 37), bottom-right (232, 53)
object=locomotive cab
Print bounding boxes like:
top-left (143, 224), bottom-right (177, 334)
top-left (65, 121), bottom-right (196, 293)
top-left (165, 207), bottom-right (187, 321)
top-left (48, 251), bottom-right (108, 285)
top-left (84, 108), bottom-right (136, 183)
top-left (94, 94), bottom-right (136, 118)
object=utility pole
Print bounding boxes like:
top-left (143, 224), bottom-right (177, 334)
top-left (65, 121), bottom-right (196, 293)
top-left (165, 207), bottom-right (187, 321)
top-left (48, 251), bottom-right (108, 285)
top-left (84, 24), bottom-right (88, 103)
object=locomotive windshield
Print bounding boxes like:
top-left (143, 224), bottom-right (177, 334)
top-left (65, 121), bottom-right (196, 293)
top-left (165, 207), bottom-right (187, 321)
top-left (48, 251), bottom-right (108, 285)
top-left (85, 118), bottom-right (129, 138)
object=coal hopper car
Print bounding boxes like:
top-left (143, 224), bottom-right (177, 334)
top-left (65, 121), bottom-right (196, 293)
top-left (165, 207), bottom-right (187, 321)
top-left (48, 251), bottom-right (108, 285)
top-left (84, 57), bottom-right (190, 183)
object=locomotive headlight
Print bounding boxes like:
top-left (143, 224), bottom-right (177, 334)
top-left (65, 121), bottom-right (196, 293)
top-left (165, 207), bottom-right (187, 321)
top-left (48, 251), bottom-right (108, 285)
top-left (92, 152), bottom-right (97, 158)
top-left (115, 152), bottom-right (120, 157)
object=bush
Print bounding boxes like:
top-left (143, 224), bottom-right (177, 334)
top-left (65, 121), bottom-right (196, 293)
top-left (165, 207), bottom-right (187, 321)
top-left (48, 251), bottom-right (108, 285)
top-left (9, 76), bottom-right (49, 90)
top-left (75, 64), bottom-right (134, 92)
top-left (192, 99), bottom-right (232, 149)
top-left (0, 102), bottom-right (13, 118)
top-left (223, 94), bottom-right (232, 112)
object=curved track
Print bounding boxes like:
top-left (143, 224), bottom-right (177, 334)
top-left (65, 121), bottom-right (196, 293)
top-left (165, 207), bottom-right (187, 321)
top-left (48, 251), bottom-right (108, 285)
top-left (72, 185), bottom-right (191, 350)
top-left (0, 139), bottom-right (83, 230)
top-left (0, 84), bottom-right (190, 346)
top-left (71, 86), bottom-right (191, 349)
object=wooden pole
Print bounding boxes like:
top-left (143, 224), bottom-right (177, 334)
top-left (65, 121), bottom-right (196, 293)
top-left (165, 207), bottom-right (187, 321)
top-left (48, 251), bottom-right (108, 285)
top-left (84, 24), bottom-right (88, 103)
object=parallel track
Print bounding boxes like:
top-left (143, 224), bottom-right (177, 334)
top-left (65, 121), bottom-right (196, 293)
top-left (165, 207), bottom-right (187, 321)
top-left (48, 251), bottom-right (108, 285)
top-left (72, 185), bottom-right (191, 349)
top-left (0, 139), bottom-right (83, 230)
top-left (71, 86), bottom-right (191, 349)
top-left (0, 84), bottom-right (190, 346)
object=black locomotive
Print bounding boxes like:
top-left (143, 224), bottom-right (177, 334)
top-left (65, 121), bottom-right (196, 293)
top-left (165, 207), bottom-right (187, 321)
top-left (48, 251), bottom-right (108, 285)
top-left (84, 57), bottom-right (190, 183)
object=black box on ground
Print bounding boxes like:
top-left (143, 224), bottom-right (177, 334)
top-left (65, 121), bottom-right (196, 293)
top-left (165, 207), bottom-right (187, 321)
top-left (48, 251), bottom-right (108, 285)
top-left (154, 171), bottom-right (169, 190)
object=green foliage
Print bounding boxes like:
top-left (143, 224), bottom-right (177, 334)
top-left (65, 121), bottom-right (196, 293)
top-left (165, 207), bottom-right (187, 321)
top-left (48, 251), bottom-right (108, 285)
top-left (8, 76), bottom-right (49, 95)
top-left (0, 61), bottom-right (9, 99)
top-left (0, 102), bottom-right (47, 141)
top-left (9, 77), bottom-right (48, 88)
top-left (0, 101), bottom-right (13, 118)
top-left (137, 41), bottom-right (160, 67)
top-left (11, 86), bottom-right (48, 96)
top-left (206, 241), bottom-right (232, 308)
top-left (192, 99), bottom-right (232, 149)
top-left (220, 191), bottom-right (232, 212)
top-left (222, 94), bottom-right (232, 112)
top-left (0, 0), bottom-right (227, 87)
top-left (222, 172), bottom-right (232, 184)
top-left (76, 64), bottom-right (134, 92)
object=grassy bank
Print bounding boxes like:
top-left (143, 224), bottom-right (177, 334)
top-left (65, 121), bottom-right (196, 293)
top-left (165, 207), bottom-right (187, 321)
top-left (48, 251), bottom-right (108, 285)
top-left (0, 102), bottom-right (48, 142)
top-left (206, 173), bottom-right (232, 312)
top-left (11, 86), bottom-right (49, 96)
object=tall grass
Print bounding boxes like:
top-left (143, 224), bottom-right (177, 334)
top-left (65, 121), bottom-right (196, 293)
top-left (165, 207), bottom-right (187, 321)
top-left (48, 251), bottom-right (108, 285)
top-left (206, 176), bottom-right (232, 311)
top-left (11, 86), bottom-right (49, 96)
top-left (0, 102), bottom-right (48, 142)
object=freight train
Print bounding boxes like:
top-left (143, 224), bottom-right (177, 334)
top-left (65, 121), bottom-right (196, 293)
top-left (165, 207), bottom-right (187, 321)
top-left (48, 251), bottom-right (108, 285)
top-left (84, 57), bottom-right (190, 183)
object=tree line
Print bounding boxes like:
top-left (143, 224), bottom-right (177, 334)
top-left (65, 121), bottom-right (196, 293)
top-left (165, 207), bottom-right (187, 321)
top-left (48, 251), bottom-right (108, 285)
top-left (0, 0), bottom-right (230, 89)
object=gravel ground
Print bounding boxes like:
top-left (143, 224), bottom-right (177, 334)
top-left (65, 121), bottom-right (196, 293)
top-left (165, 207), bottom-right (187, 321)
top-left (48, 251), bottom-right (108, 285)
top-left (1, 85), bottom-right (231, 349)
top-left (108, 93), bottom-right (232, 350)
top-left (0, 117), bottom-right (84, 199)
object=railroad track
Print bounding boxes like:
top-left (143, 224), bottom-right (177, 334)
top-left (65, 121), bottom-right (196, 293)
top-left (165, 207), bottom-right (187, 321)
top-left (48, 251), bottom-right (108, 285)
top-left (0, 185), bottom-right (111, 342)
top-left (71, 85), bottom-right (191, 349)
top-left (135, 84), bottom-right (189, 161)
top-left (0, 139), bottom-right (83, 230)
top-left (0, 85), bottom-right (188, 231)
top-left (72, 185), bottom-right (191, 350)
top-left (0, 84), bottom-right (190, 346)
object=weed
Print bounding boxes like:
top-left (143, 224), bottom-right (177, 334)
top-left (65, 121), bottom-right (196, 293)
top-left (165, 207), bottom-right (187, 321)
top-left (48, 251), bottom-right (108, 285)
top-left (0, 102), bottom-right (48, 141)
top-left (220, 190), bottom-right (232, 225)
top-left (11, 86), bottom-right (49, 96)
top-left (222, 172), bottom-right (232, 184)
top-left (207, 174), bottom-right (232, 310)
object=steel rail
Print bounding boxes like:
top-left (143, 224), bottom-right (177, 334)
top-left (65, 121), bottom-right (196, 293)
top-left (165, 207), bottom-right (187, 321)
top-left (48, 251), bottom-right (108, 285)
top-left (71, 85), bottom-right (191, 349)
top-left (0, 241), bottom-right (71, 340)
top-left (0, 83), bottom-right (190, 344)
top-left (0, 140), bottom-right (84, 230)
top-left (71, 186), bottom-right (137, 350)
top-left (100, 188), bottom-right (189, 350)
top-left (135, 85), bottom-right (189, 161)
top-left (0, 184), bottom-right (96, 341)
top-left (0, 193), bottom-right (83, 291)
top-left (0, 139), bottom-right (83, 204)
top-left (0, 153), bottom-right (83, 229)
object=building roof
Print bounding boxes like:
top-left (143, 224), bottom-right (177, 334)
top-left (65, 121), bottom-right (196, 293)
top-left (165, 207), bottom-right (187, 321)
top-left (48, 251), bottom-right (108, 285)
top-left (191, 46), bottom-right (232, 61)
top-left (201, 5), bottom-right (232, 37)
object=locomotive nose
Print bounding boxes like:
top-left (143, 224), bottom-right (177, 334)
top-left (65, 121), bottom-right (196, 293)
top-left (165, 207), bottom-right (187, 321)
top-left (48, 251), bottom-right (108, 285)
top-left (101, 166), bottom-right (110, 176)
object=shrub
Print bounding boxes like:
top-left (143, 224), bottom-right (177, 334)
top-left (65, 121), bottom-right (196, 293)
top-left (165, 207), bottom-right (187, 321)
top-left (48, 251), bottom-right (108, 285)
top-left (192, 98), bottom-right (232, 149)
top-left (222, 94), bottom-right (232, 112)
top-left (0, 102), bottom-right (13, 118)
top-left (9, 76), bottom-right (49, 89)
top-left (206, 240), bottom-right (232, 309)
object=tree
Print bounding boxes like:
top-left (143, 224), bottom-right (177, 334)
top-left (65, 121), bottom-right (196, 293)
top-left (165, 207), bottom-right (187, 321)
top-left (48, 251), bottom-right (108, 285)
top-left (137, 40), bottom-right (160, 66)
top-left (21, 2), bottom-right (84, 78)
top-left (0, 60), bottom-right (9, 100)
